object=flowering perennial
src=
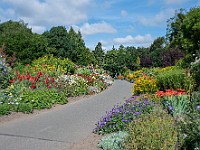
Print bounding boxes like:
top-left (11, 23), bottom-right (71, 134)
top-left (93, 95), bottom-right (154, 134)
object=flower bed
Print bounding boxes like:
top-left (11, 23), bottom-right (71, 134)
top-left (95, 66), bottom-right (199, 150)
top-left (0, 54), bottom-right (114, 116)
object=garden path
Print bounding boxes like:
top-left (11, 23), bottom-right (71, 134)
top-left (0, 80), bottom-right (133, 150)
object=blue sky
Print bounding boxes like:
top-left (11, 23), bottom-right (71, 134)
top-left (0, 0), bottom-right (199, 50)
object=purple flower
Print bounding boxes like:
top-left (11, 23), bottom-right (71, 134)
top-left (135, 112), bottom-right (141, 115)
top-left (197, 105), bottom-right (200, 110)
top-left (168, 106), bottom-right (173, 111)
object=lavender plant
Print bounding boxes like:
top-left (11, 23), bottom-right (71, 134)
top-left (93, 95), bottom-right (155, 134)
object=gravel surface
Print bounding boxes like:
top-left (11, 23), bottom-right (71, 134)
top-left (0, 80), bottom-right (133, 150)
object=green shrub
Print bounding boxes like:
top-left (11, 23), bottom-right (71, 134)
top-left (75, 67), bottom-right (91, 75)
top-left (191, 60), bottom-right (200, 90)
top-left (0, 103), bottom-right (11, 116)
top-left (14, 55), bottom-right (75, 77)
top-left (20, 89), bottom-right (67, 110)
top-left (17, 103), bottom-right (33, 114)
top-left (156, 67), bottom-right (186, 91)
top-left (98, 131), bottom-right (128, 150)
top-left (125, 107), bottom-right (180, 150)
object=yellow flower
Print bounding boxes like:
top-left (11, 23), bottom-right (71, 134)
top-left (11, 85), bottom-right (14, 89)
top-left (8, 93), bottom-right (13, 97)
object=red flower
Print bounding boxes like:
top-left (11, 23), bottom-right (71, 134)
top-left (45, 76), bottom-right (49, 84)
top-left (25, 64), bottom-right (29, 67)
top-left (51, 77), bottom-right (55, 83)
top-left (26, 73), bottom-right (31, 80)
top-left (29, 76), bottom-right (35, 82)
top-left (30, 83), bottom-right (36, 89)
top-left (10, 80), bottom-right (14, 83)
top-left (156, 89), bottom-right (187, 97)
top-left (47, 84), bottom-right (52, 89)
top-left (37, 71), bottom-right (42, 77)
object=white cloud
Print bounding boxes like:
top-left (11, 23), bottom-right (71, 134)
top-left (79, 22), bottom-right (117, 35)
top-left (139, 8), bottom-right (175, 26)
top-left (1, 0), bottom-right (91, 32)
top-left (113, 34), bottom-right (154, 45)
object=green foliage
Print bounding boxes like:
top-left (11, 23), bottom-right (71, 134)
top-left (125, 107), bottom-right (180, 150)
top-left (149, 37), bottom-right (165, 52)
top-left (0, 20), bottom-right (48, 64)
top-left (43, 26), bottom-right (94, 66)
top-left (75, 67), bottom-right (91, 75)
top-left (156, 67), bottom-right (186, 91)
top-left (17, 103), bottom-right (33, 114)
top-left (43, 26), bottom-right (69, 57)
top-left (150, 48), bottom-right (163, 67)
top-left (167, 7), bottom-right (200, 65)
top-left (20, 89), bottom-right (67, 110)
top-left (179, 92), bottom-right (200, 149)
top-left (93, 42), bottom-right (105, 66)
top-left (98, 131), bottom-right (128, 150)
top-left (161, 95), bottom-right (190, 119)
top-left (32, 54), bottom-right (75, 75)
top-left (0, 103), bottom-right (11, 116)
top-left (191, 59), bottom-right (200, 90)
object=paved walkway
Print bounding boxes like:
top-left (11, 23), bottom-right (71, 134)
top-left (0, 80), bottom-right (133, 150)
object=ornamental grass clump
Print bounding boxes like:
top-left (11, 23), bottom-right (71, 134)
top-left (133, 75), bottom-right (158, 95)
top-left (179, 92), bottom-right (200, 149)
top-left (93, 96), bottom-right (154, 135)
top-left (124, 107), bottom-right (181, 150)
top-left (161, 94), bottom-right (190, 120)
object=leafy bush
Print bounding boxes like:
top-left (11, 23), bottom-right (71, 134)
top-left (75, 67), bottom-right (91, 75)
top-left (20, 89), bottom-right (67, 110)
top-left (0, 103), bottom-right (11, 116)
top-left (13, 55), bottom-right (75, 77)
top-left (17, 103), bottom-right (33, 113)
top-left (98, 131), bottom-right (128, 150)
top-left (93, 96), bottom-right (154, 134)
top-left (133, 75), bottom-right (158, 95)
top-left (124, 107), bottom-right (180, 150)
top-left (156, 67), bottom-right (187, 91)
